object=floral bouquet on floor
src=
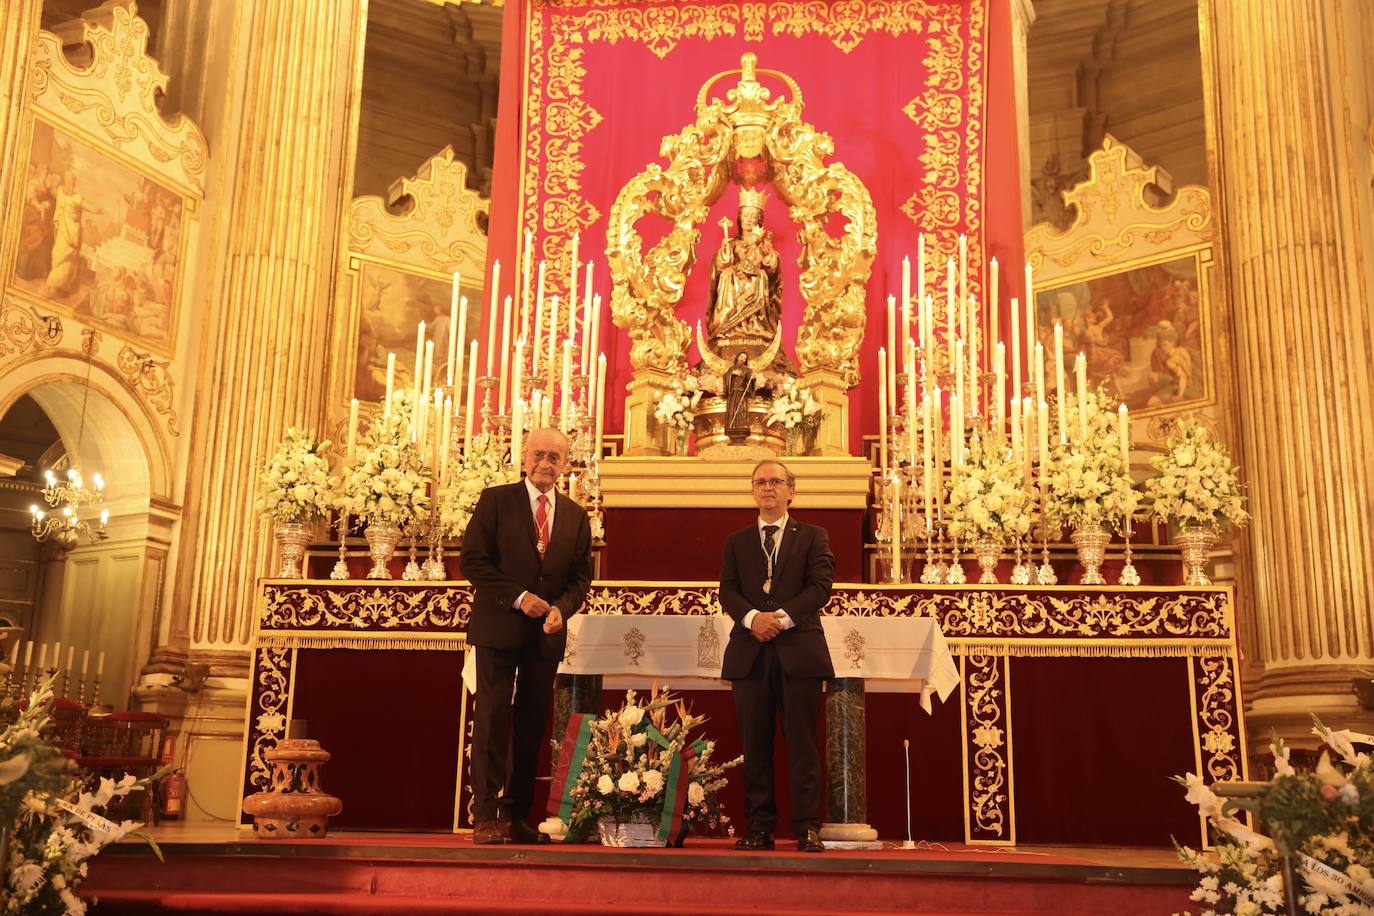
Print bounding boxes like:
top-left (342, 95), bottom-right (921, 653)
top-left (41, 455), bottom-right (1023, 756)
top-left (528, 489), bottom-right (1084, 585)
top-left (547, 686), bottom-right (741, 847)
top-left (2, 676), bottom-right (164, 915)
top-left (436, 432), bottom-right (520, 539)
top-left (1176, 719), bottom-right (1374, 915)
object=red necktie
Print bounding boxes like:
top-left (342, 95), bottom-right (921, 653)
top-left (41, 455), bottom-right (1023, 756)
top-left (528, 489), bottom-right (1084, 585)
top-left (535, 494), bottom-right (550, 556)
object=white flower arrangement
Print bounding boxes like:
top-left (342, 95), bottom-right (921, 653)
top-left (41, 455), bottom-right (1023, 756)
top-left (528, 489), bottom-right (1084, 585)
top-left (557, 686), bottom-right (740, 836)
top-left (336, 390), bottom-right (430, 528)
top-left (2, 676), bottom-right (161, 915)
top-left (945, 431), bottom-right (1033, 542)
top-left (1043, 387), bottom-right (1141, 532)
top-left (1145, 418), bottom-right (1249, 532)
top-left (653, 377), bottom-right (703, 432)
top-left (436, 433), bottom-right (520, 538)
top-left (253, 427), bottom-right (337, 524)
top-left (765, 377), bottom-right (822, 432)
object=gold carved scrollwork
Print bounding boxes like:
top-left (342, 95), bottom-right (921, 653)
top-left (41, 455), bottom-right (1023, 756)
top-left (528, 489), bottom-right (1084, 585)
top-left (116, 345), bottom-right (178, 436)
top-left (262, 585), bottom-right (471, 631)
top-left (608, 54), bottom-right (876, 384)
top-left (1193, 652), bottom-right (1243, 784)
top-left (964, 652), bottom-right (1009, 841)
top-left (0, 301), bottom-right (63, 358)
top-left (247, 646), bottom-right (292, 795)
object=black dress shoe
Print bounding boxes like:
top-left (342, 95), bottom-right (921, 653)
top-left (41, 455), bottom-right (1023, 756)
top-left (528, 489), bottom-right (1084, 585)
top-left (734, 831), bottom-right (775, 850)
top-left (797, 827), bottom-right (825, 853)
top-left (509, 818), bottom-right (552, 844)
top-left (472, 820), bottom-right (508, 845)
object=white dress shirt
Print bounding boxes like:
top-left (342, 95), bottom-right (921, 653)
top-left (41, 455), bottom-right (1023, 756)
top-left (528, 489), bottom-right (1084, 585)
top-left (513, 479), bottom-right (558, 609)
top-left (742, 514), bottom-right (796, 632)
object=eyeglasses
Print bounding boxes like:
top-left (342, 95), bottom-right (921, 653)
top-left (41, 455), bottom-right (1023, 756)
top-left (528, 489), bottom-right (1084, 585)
top-left (530, 450), bottom-right (564, 464)
top-left (752, 478), bottom-right (788, 489)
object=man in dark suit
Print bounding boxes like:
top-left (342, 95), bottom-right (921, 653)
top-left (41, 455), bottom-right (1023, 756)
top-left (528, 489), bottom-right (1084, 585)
top-left (459, 427), bottom-right (592, 845)
top-left (719, 458), bottom-right (835, 853)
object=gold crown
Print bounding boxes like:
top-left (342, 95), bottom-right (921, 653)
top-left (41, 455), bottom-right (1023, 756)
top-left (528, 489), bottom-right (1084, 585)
top-left (738, 188), bottom-right (768, 212)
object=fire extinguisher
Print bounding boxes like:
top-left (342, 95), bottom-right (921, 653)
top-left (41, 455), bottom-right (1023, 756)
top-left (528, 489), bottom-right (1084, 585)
top-left (159, 735), bottom-right (185, 819)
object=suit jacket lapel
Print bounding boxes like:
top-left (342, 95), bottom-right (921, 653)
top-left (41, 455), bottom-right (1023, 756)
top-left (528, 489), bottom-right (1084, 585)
top-left (549, 491), bottom-right (576, 561)
top-left (513, 482), bottom-right (540, 560)
top-left (772, 521), bottom-right (802, 580)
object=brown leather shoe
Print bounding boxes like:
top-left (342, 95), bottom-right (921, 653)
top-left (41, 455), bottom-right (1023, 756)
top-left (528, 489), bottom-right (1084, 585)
top-left (734, 830), bottom-right (774, 851)
top-left (797, 827), bottom-right (825, 853)
top-left (509, 818), bottom-right (551, 845)
top-left (472, 819), bottom-right (508, 845)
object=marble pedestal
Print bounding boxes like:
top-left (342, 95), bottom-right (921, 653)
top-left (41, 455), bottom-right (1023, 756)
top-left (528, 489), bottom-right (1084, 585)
top-left (820, 677), bottom-right (880, 847)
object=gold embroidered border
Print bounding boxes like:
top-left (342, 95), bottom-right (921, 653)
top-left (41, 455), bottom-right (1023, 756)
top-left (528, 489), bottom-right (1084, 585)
top-left (243, 646), bottom-right (291, 803)
top-left (962, 651), bottom-right (1011, 843)
top-left (523, 0), bottom-right (987, 303)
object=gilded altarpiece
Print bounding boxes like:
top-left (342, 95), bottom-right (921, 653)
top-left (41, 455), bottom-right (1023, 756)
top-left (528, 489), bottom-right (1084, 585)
top-left (328, 147), bottom-right (489, 432)
top-left (0, 5), bottom-right (205, 444)
top-left (243, 581), bottom-right (1245, 847)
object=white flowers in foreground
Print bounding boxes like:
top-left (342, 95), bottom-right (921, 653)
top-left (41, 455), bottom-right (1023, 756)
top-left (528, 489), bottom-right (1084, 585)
top-left (254, 427), bottom-right (337, 524)
top-left (336, 390), bottom-right (430, 528)
top-left (945, 430), bottom-right (1033, 542)
top-left (1145, 418), bottom-right (1248, 531)
top-left (1044, 387), bottom-right (1140, 531)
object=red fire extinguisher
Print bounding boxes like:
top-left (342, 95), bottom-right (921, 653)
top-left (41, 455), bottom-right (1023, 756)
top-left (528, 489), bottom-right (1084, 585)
top-left (159, 735), bottom-right (185, 819)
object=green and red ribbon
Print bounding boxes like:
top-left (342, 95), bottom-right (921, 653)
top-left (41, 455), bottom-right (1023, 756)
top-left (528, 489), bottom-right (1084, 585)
top-left (547, 712), bottom-right (592, 828)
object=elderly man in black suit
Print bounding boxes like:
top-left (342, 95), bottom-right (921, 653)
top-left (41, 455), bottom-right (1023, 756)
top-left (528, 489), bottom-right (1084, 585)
top-left (459, 427), bottom-right (592, 845)
top-left (719, 458), bottom-right (835, 853)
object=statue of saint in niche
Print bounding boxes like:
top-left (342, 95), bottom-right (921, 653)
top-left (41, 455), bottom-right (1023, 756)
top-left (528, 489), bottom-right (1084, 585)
top-left (722, 351), bottom-right (755, 442)
top-left (706, 188), bottom-right (782, 361)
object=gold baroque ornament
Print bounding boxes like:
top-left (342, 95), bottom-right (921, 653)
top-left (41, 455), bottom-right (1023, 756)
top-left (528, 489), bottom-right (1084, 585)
top-left (0, 300), bottom-right (64, 358)
top-left (1193, 652), bottom-right (1243, 785)
top-left (261, 584), bottom-right (471, 631)
top-left (606, 53), bottom-right (876, 384)
top-left (116, 345), bottom-right (178, 436)
top-left (964, 652), bottom-right (1009, 841)
top-left (246, 646), bottom-right (292, 796)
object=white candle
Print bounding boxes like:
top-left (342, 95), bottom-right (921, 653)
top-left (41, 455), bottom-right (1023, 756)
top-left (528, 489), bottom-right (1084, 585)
top-left (1024, 265), bottom-right (1035, 383)
top-left (546, 296), bottom-right (560, 387)
top-left (7, 640), bottom-right (17, 667)
top-left (945, 258), bottom-right (956, 372)
top-left (511, 397), bottom-right (523, 473)
top-left (1037, 399), bottom-right (1049, 473)
top-left (950, 393), bottom-right (963, 466)
top-left (569, 233), bottom-right (580, 320)
top-left (485, 261), bottom-right (501, 375)
top-left (498, 295), bottom-right (513, 413)
top-left (560, 339), bottom-right (573, 432)
top-left (1010, 395), bottom-right (1022, 465)
top-left (81, 649), bottom-right (89, 675)
top-left (955, 338), bottom-right (965, 416)
top-left (439, 399), bottom-right (452, 486)
top-left (415, 389), bottom-right (430, 452)
top-left (901, 257), bottom-right (912, 367)
top-left (1054, 323), bottom-right (1066, 442)
top-left (989, 256), bottom-right (999, 355)
top-left (540, 390), bottom-right (552, 428)
top-left (906, 339), bottom-right (917, 461)
top-left (38, 643), bottom-right (47, 670)
top-left (1075, 352), bottom-right (1088, 443)
top-left (23, 641), bottom-right (31, 667)
top-left (886, 294), bottom-right (898, 405)
top-left (447, 272), bottom-right (461, 387)
top-left (581, 262), bottom-right (594, 367)
top-left (917, 234), bottom-right (926, 332)
top-left (1010, 296), bottom-right (1021, 398)
top-left (532, 261), bottom-right (546, 373)
top-left (922, 392), bottom-right (934, 529)
top-left (421, 340), bottom-right (435, 404)
top-left (932, 385), bottom-right (943, 480)
top-left (586, 294), bottom-right (602, 384)
top-left (1022, 397), bottom-right (1034, 490)
top-left (97, 651), bottom-right (104, 676)
top-left (958, 234), bottom-right (968, 319)
top-left (594, 352), bottom-right (607, 461)
top-left (454, 297), bottom-right (469, 410)
top-left (877, 348), bottom-right (888, 474)
top-left (412, 320), bottom-right (426, 418)
top-left (464, 339), bottom-right (479, 447)
top-left (52, 641), bottom-right (59, 669)
top-left (1118, 402), bottom-right (1131, 465)
top-left (510, 336), bottom-right (525, 422)
top-left (891, 472), bottom-right (902, 581)
top-left (1035, 342), bottom-right (1046, 403)
top-left (521, 229), bottom-right (533, 340)
top-left (384, 352), bottom-right (395, 412)
top-left (346, 398), bottom-right (359, 462)
top-left (994, 343), bottom-right (1006, 439)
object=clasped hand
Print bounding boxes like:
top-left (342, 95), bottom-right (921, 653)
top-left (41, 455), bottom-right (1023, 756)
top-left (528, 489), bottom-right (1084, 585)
top-left (520, 593), bottom-right (564, 634)
top-left (749, 611), bottom-right (786, 642)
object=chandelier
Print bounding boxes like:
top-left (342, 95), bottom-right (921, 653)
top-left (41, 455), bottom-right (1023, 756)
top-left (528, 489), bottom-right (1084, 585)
top-left (30, 331), bottom-right (109, 550)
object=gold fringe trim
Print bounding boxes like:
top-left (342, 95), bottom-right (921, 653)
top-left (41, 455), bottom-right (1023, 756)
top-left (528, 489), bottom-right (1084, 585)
top-left (259, 634), bottom-right (466, 651)
top-left (952, 640), bottom-right (1234, 659)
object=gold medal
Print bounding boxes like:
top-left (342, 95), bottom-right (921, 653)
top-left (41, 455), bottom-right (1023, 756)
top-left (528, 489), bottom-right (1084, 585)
top-left (537, 540), bottom-right (547, 556)
top-left (763, 578), bottom-right (771, 594)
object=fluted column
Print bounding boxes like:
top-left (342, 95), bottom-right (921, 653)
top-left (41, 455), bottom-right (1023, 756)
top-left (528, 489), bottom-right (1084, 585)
top-left (0, 0), bottom-right (42, 235)
top-left (172, 0), bottom-right (363, 671)
top-left (1209, 1), bottom-right (1374, 738)
top-left (1010, 0), bottom-right (1036, 225)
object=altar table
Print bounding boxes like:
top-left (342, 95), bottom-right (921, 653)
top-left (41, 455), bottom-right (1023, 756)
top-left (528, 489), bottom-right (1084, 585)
top-left (240, 580), bottom-right (1245, 848)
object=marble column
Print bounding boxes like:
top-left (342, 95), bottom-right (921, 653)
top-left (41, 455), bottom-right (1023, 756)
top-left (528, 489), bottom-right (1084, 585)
top-left (0, 0), bottom-right (42, 254)
top-left (1009, 0), bottom-right (1037, 225)
top-left (1207, 0), bottom-right (1374, 741)
top-left (168, 0), bottom-right (364, 674)
top-left (820, 677), bottom-right (878, 844)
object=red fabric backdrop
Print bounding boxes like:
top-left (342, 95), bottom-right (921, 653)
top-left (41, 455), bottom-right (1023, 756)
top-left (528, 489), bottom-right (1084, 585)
top-left (486, 0), bottom-right (1025, 452)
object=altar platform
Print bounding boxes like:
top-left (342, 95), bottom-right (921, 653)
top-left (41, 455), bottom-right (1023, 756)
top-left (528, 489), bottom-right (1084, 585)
top-left (84, 826), bottom-right (1197, 915)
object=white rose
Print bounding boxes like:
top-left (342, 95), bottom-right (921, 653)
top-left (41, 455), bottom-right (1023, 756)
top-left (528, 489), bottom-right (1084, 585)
top-left (597, 775), bottom-right (614, 795)
top-left (618, 771), bottom-right (640, 793)
top-left (641, 770), bottom-right (664, 796)
top-left (687, 782), bottom-right (705, 806)
top-left (618, 706), bottom-right (644, 729)
top-left (628, 733), bottom-right (647, 748)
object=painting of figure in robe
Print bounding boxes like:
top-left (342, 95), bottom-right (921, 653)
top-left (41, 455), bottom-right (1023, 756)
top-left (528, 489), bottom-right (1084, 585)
top-left (9, 120), bottom-right (184, 350)
top-left (352, 260), bottom-right (482, 404)
top-left (1035, 255), bottom-right (1206, 412)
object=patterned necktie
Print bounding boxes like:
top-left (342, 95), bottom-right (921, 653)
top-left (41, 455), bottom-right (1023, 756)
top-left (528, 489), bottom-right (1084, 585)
top-left (762, 524), bottom-right (778, 592)
top-left (535, 494), bottom-right (550, 556)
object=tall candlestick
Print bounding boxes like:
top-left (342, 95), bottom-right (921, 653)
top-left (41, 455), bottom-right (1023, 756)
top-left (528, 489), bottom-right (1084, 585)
top-left (569, 233), bottom-right (580, 320)
top-left (886, 295), bottom-right (898, 405)
top-left (440, 398), bottom-right (452, 486)
top-left (346, 398), bottom-right (359, 462)
top-left (447, 272), bottom-right (461, 387)
top-left (1010, 395), bottom-right (1022, 465)
top-left (950, 393), bottom-right (963, 466)
top-left (877, 348), bottom-right (888, 474)
top-left (1075, 352), bottom-right (1088, 443)
top-left (23, 641), bottom-right (31, 667)
top-left (546, 296), bottom-right (560, 389)
top-left (37, 643), bottom-right (46, 671)
top-left (1010, 296), bottom-right (1021, 397)
top-left (486, 260), bottom-right (501, 375)
top-left (511, 397), bottom-right (523, 472)
top-left (891, 472), bottom-right (903, 582)
top-left (1037, 399), bottom-right (1049, 472)
top-left (498, 295), bottom-right (513, 413)
top-left (1035, 341), bottom-right (1046, 403)
top-left (7, 640), bottom-right (17, 668)
top-left (922, 392), bottom-right (934, 530)
top-left (955, 338), bottom-right (965, 418)
top-left (510, 336), bottom-right (525, 420)
top-left (958, 234), bottom-right (968, 320)
top-left (994, 343), bottom-right (1006, 439)
top-left (421, 340), bottom-right (435, 404)
top-left (901, 258), bottom-right (912, 365)
top-left (581, 262), bottom-right (594, 365)
top-left (1024, 264), bottom-right (1035, 382)
top-left (533, 261), bottom-right (546, 373)
top-left (521, 229), bottom-right (533, 339)
top-left (917, 234), bottom-right (927, 334)
top-left (464, 339), bottom-right (479, 448)
top-left (594, 352), bottom-right (607, 460)
top-left (1053, 323), bottom-right (1066, 442)
top-left (1022, 397), bottom-right (1034, 490)
top-left (454, 297), bottom-right (469, 407)
top-left (412, 320), bottom-right (426, 420)
top-left (81, 649), bottom-right (89, 676)
top-left (560, 339), bottom-right (573, 432)
top-left (96, 651), bottom-right (104, 676)
top-left (1118, 402), bottom-right (1131, 465)
top-left (989, 256), bottom-right (999, 356)
top-left (945, 258), bottom-right (956, 371)
top-left (932, 385), bottom-right (943, 478)
top-left (906, 338), bottom-right (917, 461)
